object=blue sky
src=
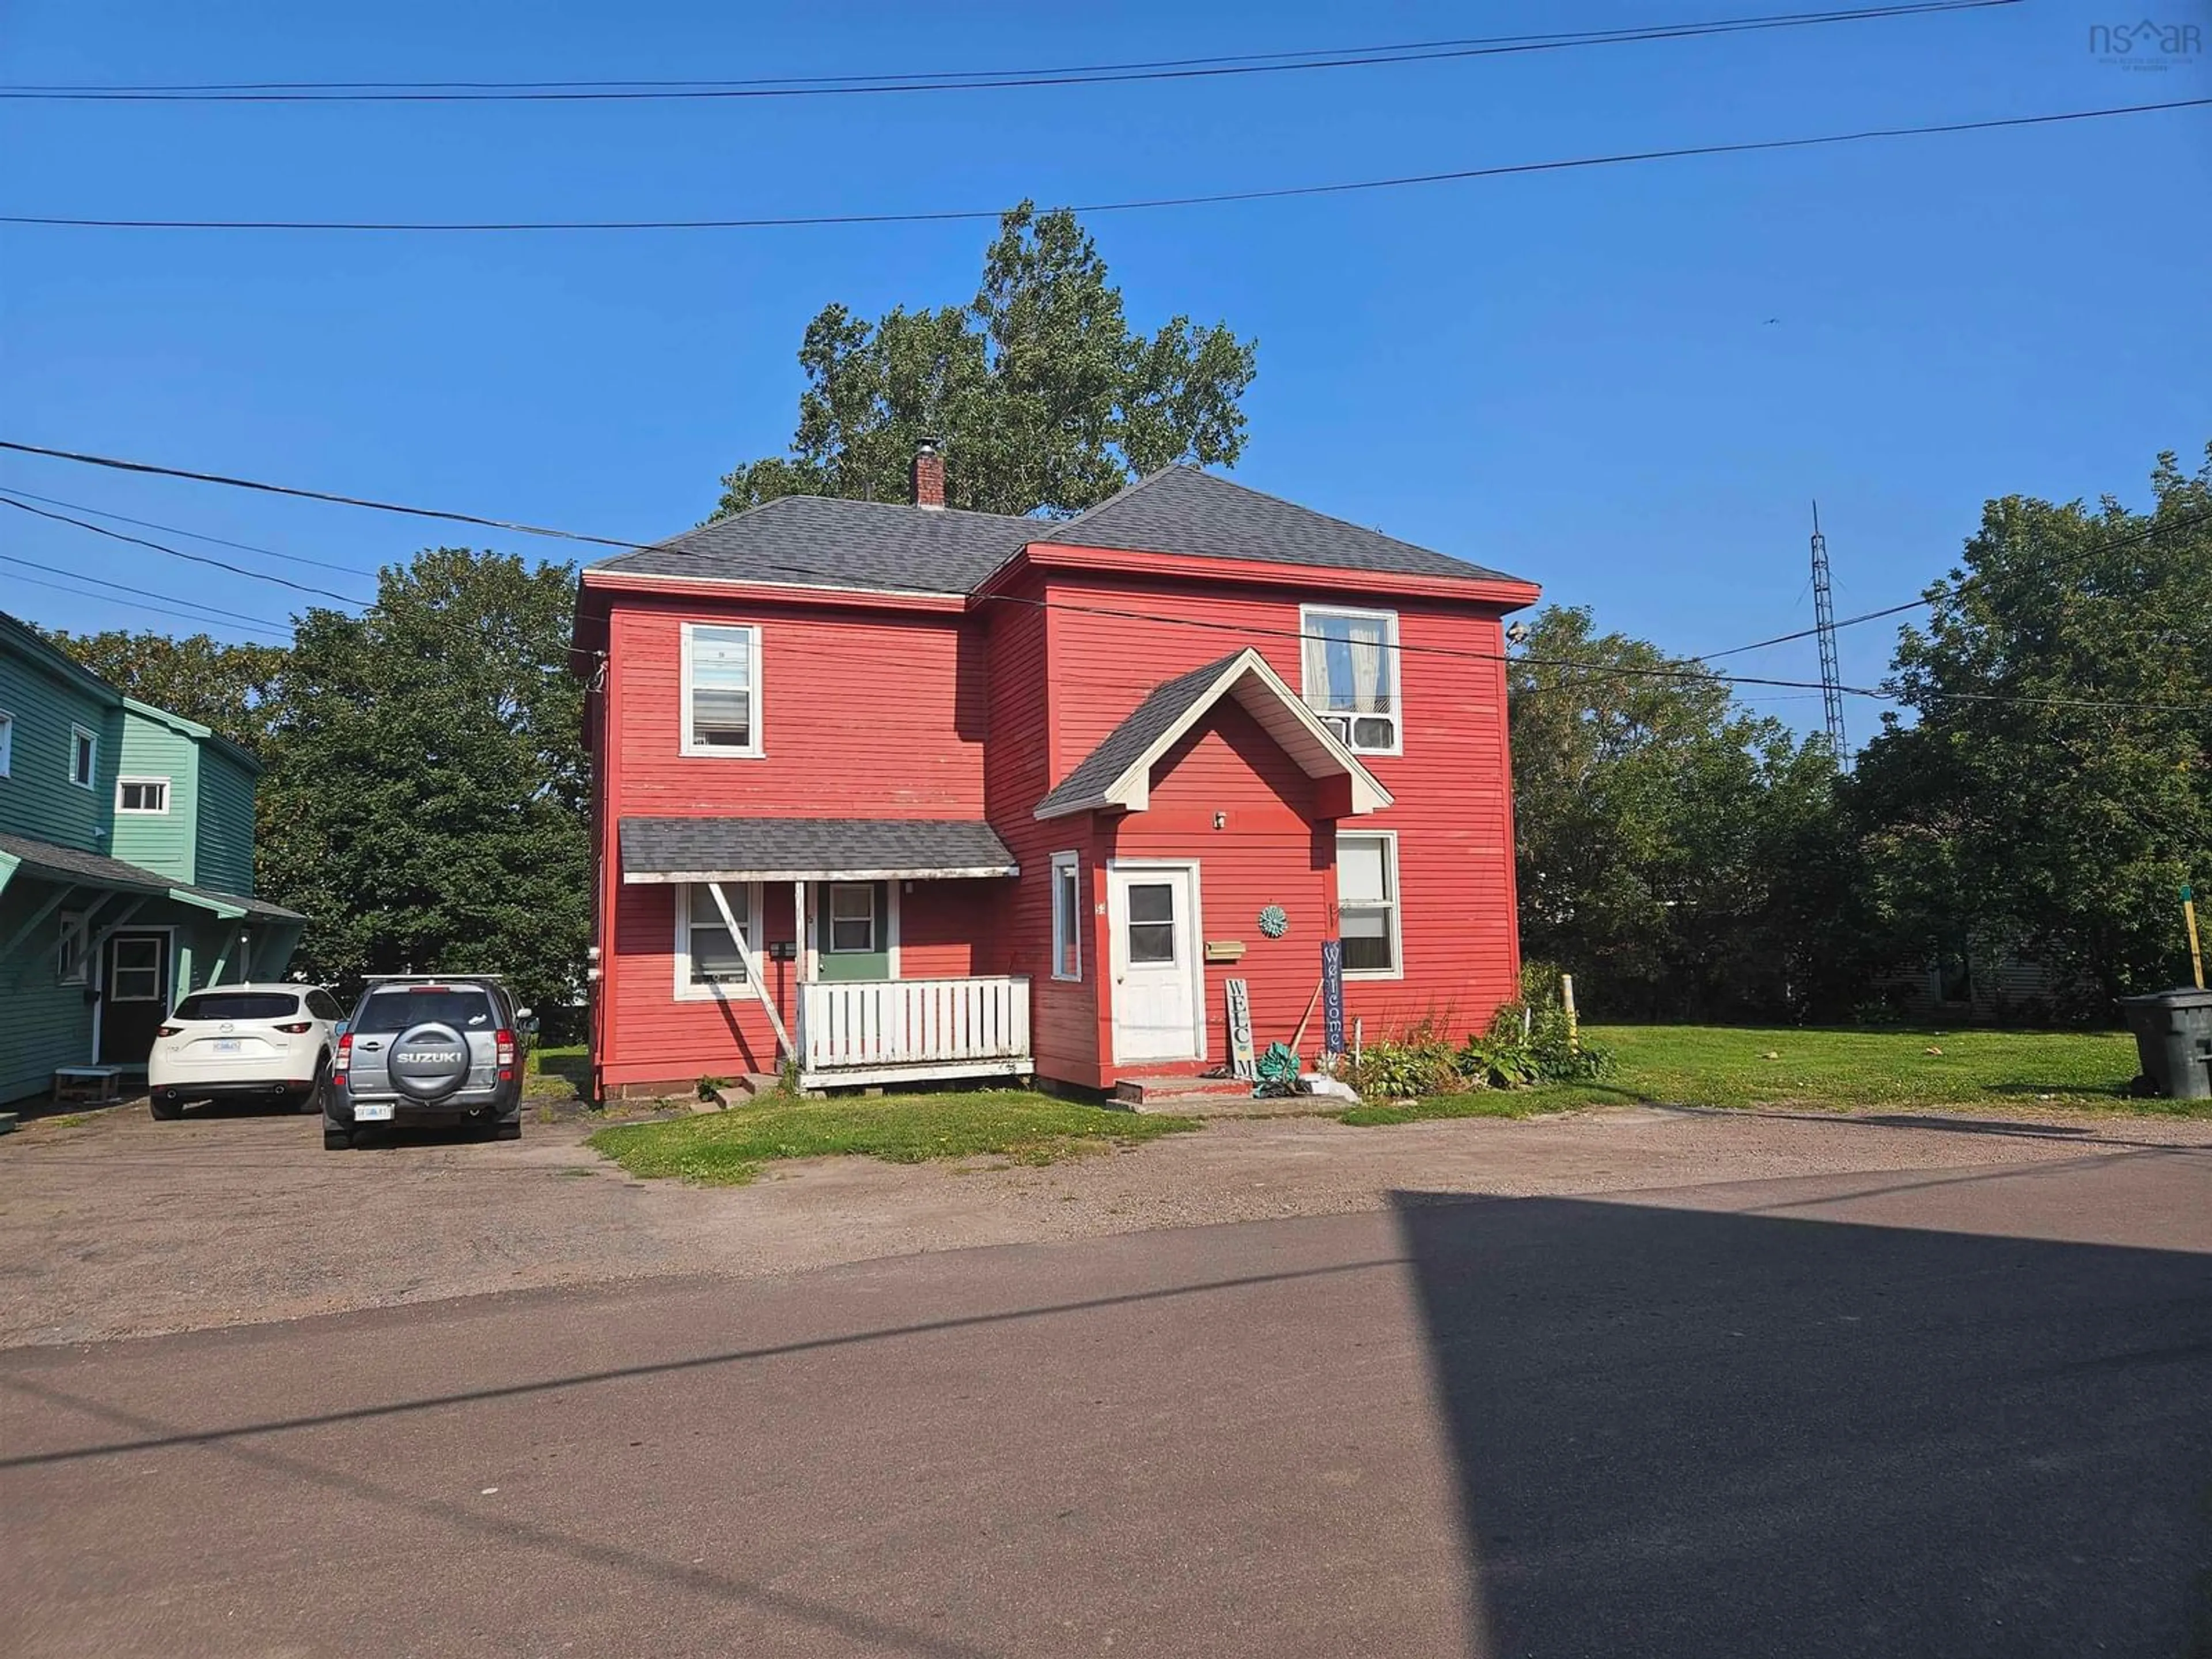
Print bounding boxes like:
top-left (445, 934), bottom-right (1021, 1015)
top-left (2, 0), bottom-right (2206, 736)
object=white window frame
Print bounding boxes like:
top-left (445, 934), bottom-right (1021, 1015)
top-left (116, 775), bottom-right (171, 815)
top-left (57, 910), bottom-right (88, 986)
top-left (1050, 851), bottom-right (1082, 982)
top-left (826, 882), bottom-right (880, 955)
top-left (69, 725), bottom-right (98, 790)
top-left (1298, 604), bottom-right (1402, 757)
top-left (679, 622), bottom-right (764, 759)
top-left (673, 881), bottom-right (765, 1002)
top-left (1336, 828), bottom-right (1403, 980)
top-left (0, 707), bottom-right (13, 778)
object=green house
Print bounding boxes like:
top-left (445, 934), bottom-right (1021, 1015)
top-left (0, 612), bottom-right (304, 1105)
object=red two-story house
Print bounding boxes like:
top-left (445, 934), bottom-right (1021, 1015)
top-left (574, 448), bottom-right (1539, 1100)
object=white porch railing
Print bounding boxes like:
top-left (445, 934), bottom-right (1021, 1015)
top-left (798, 976), bottom-right (1032, 1088)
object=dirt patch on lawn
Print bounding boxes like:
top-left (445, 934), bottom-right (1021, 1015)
top-left (6, 1098), bottom-right (2211, 1347)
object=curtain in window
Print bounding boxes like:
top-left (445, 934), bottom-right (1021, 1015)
top-left (1347, 616), bottom-right (1388, 714)
top-left (1302, 625), bottom-right (1331, 710)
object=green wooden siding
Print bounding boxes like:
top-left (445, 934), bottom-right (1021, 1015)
top-left (194, 744), bottom-right (258, 896)
top-left (108, 708), bottom-right (200, 882)
top-left (0, 648), bottom-right (118, 852)
top-left (0, 872), bottom-right (97, 1104)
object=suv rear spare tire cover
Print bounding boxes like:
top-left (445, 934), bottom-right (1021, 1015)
top-left (387, 1022), bottom-right (472, 1101)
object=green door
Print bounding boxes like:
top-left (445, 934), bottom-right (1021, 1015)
top-left (816, 881), bottom-right (891, 982)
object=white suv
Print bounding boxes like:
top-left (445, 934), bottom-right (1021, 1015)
top-left (148, 984), bottom-right (345, 1119)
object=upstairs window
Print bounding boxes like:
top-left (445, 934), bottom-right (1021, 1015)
top-left (681, 623), bottom-right (762, 756)
top-left (1300, 606), bottom-right (1400, 755)
top-left (1051, 852), bottom-right (1082, 981)
top-left (0, 709), bottom-right (13, 778)
top-left (70, 725), bottom-right (97, 789)
top-left (117, 777), bottom-right (169, 815)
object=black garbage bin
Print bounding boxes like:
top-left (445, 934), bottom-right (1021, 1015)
top-left (2119, 987), bottom-right (2212, 1100)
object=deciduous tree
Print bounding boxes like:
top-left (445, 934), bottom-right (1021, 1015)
top-left (256, 550), bottom-right (589, 1012)
top-left (717, 203), bottom-right (1257, 518)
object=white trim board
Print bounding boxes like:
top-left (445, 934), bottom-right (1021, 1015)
top-left (1036, 647), bottom-right (1392, 820)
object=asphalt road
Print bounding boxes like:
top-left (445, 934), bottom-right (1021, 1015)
top-left (7, 1147), bottom-right (2212, 1657)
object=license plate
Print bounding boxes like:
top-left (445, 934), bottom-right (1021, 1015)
top-left (211, 1039), bottom-right (243, 1055)
top-left (353, 1103), bottom-right (396, 1122)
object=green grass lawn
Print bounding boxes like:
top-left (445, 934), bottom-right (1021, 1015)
top-left (1342, 1022), bottom-right (2154, 1126)
top-left (588, 1090), bottom-right (1202, 1185)
top-left (526, 1044), bottom-right (590, 1099)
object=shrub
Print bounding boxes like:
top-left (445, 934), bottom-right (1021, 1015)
top-left (1350, 1022), bottom-right (1465, 1100)
top-left (1476, 1004), bottom-right (1616, 1085)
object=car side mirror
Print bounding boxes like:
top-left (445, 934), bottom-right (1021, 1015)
top-left (516, 1006), bottom-right (534, 1021)
top-left (335, 1021), bottom-right (351, 1040)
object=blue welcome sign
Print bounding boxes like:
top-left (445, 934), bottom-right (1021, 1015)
top-left (1320, 938), bottom-right (1346, 1056)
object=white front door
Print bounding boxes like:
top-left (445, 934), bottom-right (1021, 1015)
top-left (1108, 863), bottom-right (1202, 1065)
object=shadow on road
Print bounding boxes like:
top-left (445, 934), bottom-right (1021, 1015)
top-left (1389, 1190), bottom-right (2212, 1657)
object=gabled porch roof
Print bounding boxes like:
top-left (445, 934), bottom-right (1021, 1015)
top-left (1034, 647), bottom-right (1395, 820)
top-left (619, 817), bottom-right (1020, 884)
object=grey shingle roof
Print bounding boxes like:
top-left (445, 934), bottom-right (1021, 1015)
top-left (1050, 465), bottom-right (1524, 583)
top-left (1035, 653), bottom-right (1245, 818)
top-left (594, 496), bottom-right (1039, 597)
top-left (619, 817), bottom-right (1019, 881)
top-left (591, 467), bottom-right (1527, 596)
top-left (0, 832), bottom-right (302, 921)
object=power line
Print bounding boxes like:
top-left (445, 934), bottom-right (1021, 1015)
top-left (0, 494), bottom-right (373, 606)
top-left (0, 446), bottom-right (624, 546)
top-left (0, 3), bottom-right (2018, 102)
top-left (1699, 502), bottom-right (2212, 660)
top-left (0, 484), bottom-right (386, 578)
top-left (6, 438), bottom-right (2203, 717)
top-left (7, 96), bottom-right (2204, 233)
top-left (0, 550), bottom-right (294, 635)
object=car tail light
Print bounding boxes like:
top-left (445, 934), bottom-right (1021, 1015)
top-left (333, 1032), bottom-right (353, 1075)
top-left (157, 1024), bottom-right (183, 1038)
top-left (275, 1021), bottom-right (313, 1034)
top-left (495, 1029), bottom-right (516, 1080)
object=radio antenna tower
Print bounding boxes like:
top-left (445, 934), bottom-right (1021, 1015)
top-left (1809, 501), bottom-right (1849, 770)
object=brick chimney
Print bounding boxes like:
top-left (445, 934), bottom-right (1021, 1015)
top-left (910, 438), bottom-right (946, 510)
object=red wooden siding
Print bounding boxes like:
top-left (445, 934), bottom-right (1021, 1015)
top-left (586, 543), bottom-right (1528, 1096)
top-left (607, 597), bottom-right (987, 819)
top-left (982, 575), bottom-right (1097, 1083)
top-left (1032, 570), bottom-right (1522, 1055)
top-left (1103, 700), bottom-right (1333, 1082)
top-left (594, 594), bottom-right (999, 1091)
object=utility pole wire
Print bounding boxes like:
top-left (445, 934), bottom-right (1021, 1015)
top-left (5, 439), bottom-right (2204, 717)
top-left (6, 97), bottom-right (2205, 233)
top-left (0, 494), bottom-right (374, 606)
top-left (0, 3), bottom-right (2018, 102)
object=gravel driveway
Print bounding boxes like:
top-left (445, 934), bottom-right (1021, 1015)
top-left (6, 1095), bottom-right (2210, 1347)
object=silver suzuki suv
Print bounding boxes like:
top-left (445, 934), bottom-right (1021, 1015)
top-left (323, 975), bottom-right (531, 1149)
